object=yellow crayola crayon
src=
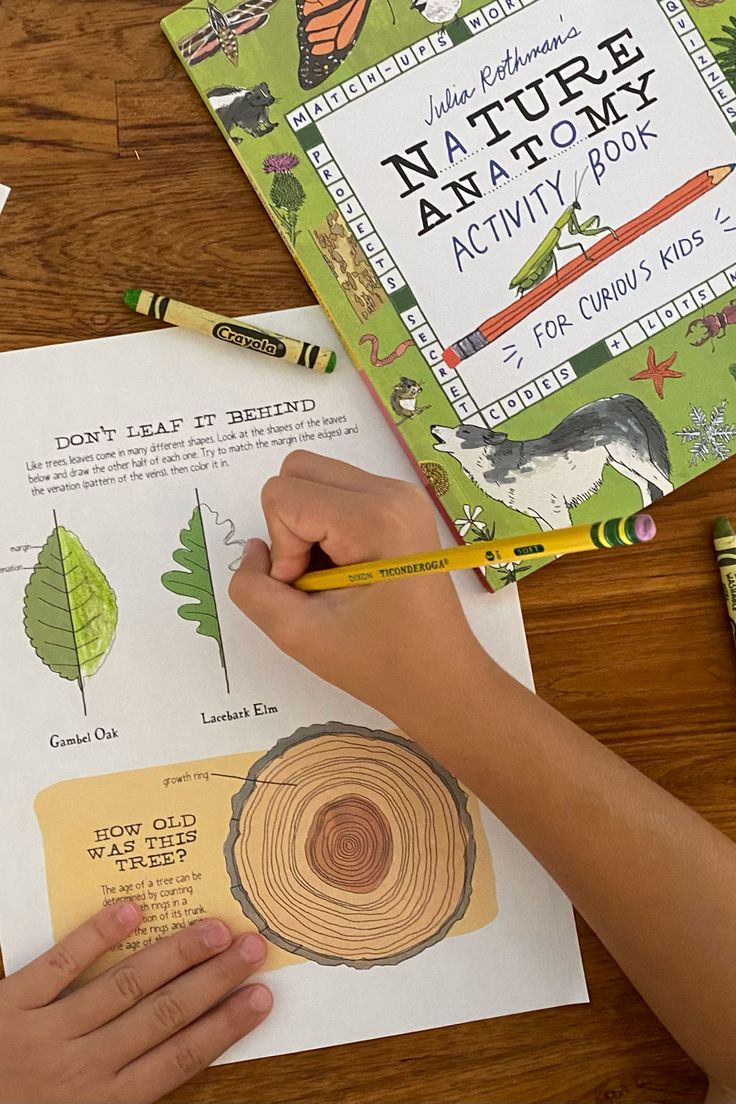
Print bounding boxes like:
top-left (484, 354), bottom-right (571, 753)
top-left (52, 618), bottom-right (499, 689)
top-left (123, 288), bottom-right (336, 374)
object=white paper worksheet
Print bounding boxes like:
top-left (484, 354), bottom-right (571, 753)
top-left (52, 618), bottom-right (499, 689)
top-left (0, 306), bottom-right (587, 1062)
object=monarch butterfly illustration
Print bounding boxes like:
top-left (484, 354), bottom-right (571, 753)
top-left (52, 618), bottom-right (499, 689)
top-left (297, 0), bottom-right (461, 89)
top-left (297, 0), bottom-right (371, 89)
top-left (177, 0), bottom-right (277, 66)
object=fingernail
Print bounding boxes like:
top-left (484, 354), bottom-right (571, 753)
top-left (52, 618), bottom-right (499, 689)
top-left (200, 920), bottom-right (231, 949)
top-left (246, 984), bottom-right (272, 1015)
top-left (237, 933), bottom-right (266, 964)
top-left (116, 901), bottom-right (140, 927)
top-left (240, 539), bottom-right (256, 564)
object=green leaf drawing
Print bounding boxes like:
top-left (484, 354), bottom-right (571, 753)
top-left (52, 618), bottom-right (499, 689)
top-left (162, 489), bottom-right (230, 692)
top-left (23, 514), bottom-right (118, 715)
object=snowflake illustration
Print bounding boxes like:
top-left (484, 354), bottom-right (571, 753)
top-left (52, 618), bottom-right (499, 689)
top-left (674, 401), bottom-right (736, 466)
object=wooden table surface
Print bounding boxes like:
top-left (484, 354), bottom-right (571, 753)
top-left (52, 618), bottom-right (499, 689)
top-left (2, 3), bottom-right (734, 1101)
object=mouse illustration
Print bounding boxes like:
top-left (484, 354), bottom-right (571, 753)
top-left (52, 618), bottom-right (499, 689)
top-left (207, 83), bottom-right (278, 142)
top-left (390, 377), bottom-right (431, 424)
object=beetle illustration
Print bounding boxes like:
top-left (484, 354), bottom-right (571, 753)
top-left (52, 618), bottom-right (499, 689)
top-left (687, 300), bottom-right (736, 349)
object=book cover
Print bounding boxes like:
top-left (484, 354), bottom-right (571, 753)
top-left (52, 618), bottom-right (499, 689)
top-left (162, 0), bottom-right (736, 587)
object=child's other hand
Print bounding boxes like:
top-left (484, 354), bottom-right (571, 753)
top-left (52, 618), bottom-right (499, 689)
top-left (0, 901), bottom-right (271, 1104)
top-left (229, 451), bottom-right (491, 724)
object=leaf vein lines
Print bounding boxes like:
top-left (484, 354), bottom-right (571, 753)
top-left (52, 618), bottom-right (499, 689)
top-left (73, 613), bottom-right (102, 635)
top-left (82, 648), bottom-right (107, 664)
top-left (36, 596), bottom-right (74, 614)
top-left (48, 549), bottom-right (74, 566)
top-left (69, 593), bottom-right (96, 613)
top-left (35, 619), bottom-right (75, 636)
top-left (37, 578), bottom-right (68, 595)
top-left (176, 583), bottom-right (212, 597)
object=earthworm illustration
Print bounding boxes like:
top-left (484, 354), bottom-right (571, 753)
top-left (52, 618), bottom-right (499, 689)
top-left (360, 333), bottom-right (415, 366)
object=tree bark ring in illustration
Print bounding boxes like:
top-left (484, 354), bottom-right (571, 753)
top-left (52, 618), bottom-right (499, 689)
top-left (224, 722), bottom-right (476, 968)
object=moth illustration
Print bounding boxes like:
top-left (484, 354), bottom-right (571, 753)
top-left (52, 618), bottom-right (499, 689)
top-left (177, 0), bottom-right (278, 66)
top-left (297, 0), bottom-right (461, 89)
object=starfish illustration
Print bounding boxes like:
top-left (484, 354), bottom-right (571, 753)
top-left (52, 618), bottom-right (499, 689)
top-left (629, 346), bottom-right (684, 399)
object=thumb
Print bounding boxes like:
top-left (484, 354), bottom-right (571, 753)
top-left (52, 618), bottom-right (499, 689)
top-left (228, 538), bottom-right (310, 649)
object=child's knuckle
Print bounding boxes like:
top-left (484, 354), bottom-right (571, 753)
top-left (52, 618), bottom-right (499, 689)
top-left (172, 1040), bottom-right (205, 1076)
top-left (46, 943), bottom-right (79, 981)
top-left (151, 990), bottom-right (186, 1031)
top-left (111, 963), bottom-right (145, 1003)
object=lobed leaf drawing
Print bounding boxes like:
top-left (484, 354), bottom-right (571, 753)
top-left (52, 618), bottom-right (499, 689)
top-left (162, 489), bottom-right (230, 692)
top-left (23, 515), bottom-right (118, 714)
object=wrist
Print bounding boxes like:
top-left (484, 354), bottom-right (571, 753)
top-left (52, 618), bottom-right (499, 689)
top-left (388, 641), bottom-right (508, 748)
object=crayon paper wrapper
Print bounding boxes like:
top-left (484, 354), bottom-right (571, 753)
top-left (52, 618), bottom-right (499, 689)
top-left (34, 750), bottom-right (496, 982)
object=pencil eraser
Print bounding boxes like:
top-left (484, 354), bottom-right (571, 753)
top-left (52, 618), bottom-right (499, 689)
top-left (325, 351), bottom-right (337, 373)
top-left (634, 514), bottom-right (656, 543)
top-left (443, 348), bottom-right (461, 369)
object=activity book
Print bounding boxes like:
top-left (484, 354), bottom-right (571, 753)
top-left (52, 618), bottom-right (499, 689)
top-left (162, 0), bottom-right (736, 587)
top-left (0, 307), bottom-right (587, 1063)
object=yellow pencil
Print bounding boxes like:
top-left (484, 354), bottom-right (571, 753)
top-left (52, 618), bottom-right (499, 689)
top-left (294, 515), bottom-right (656, 591)
top-left (123, 288), bottom-right (337, 374)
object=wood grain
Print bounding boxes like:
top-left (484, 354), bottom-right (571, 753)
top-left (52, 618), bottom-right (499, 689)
top-left (1, 3), bottom-right (733, 1100)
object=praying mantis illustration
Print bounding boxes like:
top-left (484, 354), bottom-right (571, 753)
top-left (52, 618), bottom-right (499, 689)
top-left (509, 171), bottom-right (619, 295)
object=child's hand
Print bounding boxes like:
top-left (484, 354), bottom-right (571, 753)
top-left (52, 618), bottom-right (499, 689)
top-left (229, 451), bottom-right (492, 724)
top-left (0, 900), bottom-right (271, 1104)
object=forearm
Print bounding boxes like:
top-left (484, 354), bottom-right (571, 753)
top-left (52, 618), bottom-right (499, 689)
top-left (233, 453), bottom-right (736, 1089)
top-left (393, 652), bottom-right (736, 1089)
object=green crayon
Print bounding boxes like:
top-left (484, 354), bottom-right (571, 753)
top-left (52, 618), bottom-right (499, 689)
top-left (713, 517), bottom-right (736, 646)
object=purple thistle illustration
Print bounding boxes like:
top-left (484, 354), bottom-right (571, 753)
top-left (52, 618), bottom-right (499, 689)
top-left (263, 152), bottom-right (300, 174)
top-left (262, 152), bottom-right (306, 245)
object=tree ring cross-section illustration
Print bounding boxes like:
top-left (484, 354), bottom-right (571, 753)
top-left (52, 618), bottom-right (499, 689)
top-left (224, 722), bottom-right (477, 969)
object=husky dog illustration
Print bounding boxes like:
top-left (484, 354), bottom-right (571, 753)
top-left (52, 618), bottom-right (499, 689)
top-left (431, 394), bottom-right (672, 531)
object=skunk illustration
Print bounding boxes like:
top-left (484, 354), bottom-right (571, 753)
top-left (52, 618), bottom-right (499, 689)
top-left (207, 83), bottom-right (278, 141)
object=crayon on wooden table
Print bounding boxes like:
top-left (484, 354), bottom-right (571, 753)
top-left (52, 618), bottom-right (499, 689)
top-left (713, 516), bottom-right (736, 648)
top-left (124, 288), bottom-right (337, 373)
